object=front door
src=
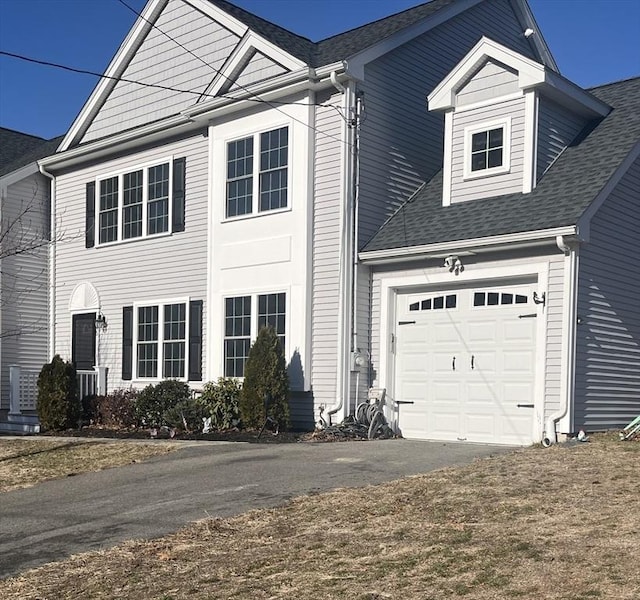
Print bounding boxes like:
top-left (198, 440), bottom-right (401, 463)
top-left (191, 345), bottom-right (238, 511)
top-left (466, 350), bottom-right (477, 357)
top-left (72, 313), bottom-right (96, 370)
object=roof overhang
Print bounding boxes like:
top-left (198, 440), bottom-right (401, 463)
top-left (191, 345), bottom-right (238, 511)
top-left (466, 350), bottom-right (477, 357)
top-left (359, 225), bottom-right (578, 265)
top-left (428, 37), bottom-right (610, 118)
top-left (39, 64), bottom-right (345, 172)
top-left (0, 161), bottom-right (40, 188)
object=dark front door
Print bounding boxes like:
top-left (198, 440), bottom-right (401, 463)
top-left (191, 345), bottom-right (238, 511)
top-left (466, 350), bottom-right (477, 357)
top-left (72, 313), bottom-right (96, 370)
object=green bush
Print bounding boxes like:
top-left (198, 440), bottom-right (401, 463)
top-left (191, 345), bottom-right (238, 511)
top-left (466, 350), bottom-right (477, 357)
top-left (88, 388), bottom-right (139, 428)
top-left (164, 397), bottom-right (207, 432)
top-left (37, 355), bottom-right (80, 431)
top-left (200, 378), bottom-right (241, 430)
top-left (135, 380), bottom-right (191, 427)
top-left (239, 326), bottom-right (290, 430)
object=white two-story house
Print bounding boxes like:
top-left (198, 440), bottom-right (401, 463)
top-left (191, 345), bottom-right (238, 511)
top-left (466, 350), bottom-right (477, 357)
top-left (38, 0), bottom-right (639, 444)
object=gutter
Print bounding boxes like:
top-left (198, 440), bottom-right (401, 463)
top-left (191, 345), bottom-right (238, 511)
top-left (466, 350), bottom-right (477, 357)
top-left (359, 226), bottom-right (577, 264)
top-left (38, 162), bottom-right (56, 360)
top-left (542, 234), bottom-right (579, 446)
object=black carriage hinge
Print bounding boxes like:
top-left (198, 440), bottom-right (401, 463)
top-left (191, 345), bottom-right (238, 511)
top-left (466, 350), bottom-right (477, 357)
top-left (398, 320), bottom-right (416, 325)
top-left (518, 313), bottom-right (537, 319)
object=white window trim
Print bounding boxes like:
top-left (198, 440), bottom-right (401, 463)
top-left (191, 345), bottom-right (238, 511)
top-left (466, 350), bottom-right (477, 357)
top-left (223, 124), bottom-right (292, 222)
top-left (222, 290), bottom-right (288, 378)
top-left (95, 156), bottom-right (174, 247)
top-left (463, 118), bottom-right (511, 181)
top-left (132, 296), bottom-right (190, 382)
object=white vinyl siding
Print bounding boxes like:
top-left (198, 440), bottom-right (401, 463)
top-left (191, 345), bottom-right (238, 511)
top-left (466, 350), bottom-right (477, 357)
top-left (311, 92), bottom-right (343, 414)
top-left (574, 157), bottom-right (640, 430)
top-left (54, 134), bottom-right (208, 392)
top-left (228, 52), bottom-right (288, 92)
top-left (82, 0), bottom-right (240, 143)
top-left (357, 0), bottom-right (537, 248)
top-left (456, 59), bottom-right (519, 106)
top-left (536, 98), bottom-right (588, 181)
top-left (450, 96), bottom-right (526, 202)
top-left (0, 173), bottom-right (50, 409)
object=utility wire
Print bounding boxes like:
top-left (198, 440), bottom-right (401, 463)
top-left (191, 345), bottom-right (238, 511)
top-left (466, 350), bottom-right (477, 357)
top-left (113, 0), bottom-right (350, 143)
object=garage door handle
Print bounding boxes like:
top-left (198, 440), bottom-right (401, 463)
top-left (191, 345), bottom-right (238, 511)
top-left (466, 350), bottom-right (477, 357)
top-left (452, 356), bottom-right (456, 371)
top-left (471, 355), bottom-right (474, 370)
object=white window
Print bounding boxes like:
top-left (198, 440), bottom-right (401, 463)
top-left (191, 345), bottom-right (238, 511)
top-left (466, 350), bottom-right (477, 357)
top-left (135, 300), bottom-right (188, 379)
top-left (463, 119), bottom-right (511, 180)
top-left (96, 159), bottom-right (173, 244)
top-left (225, 126), bottom-right (289, 218)
top-left (224, 292), bottom-right (286, 377)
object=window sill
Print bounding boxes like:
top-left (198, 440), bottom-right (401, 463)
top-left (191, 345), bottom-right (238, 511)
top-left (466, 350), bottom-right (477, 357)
top-left (222, 205), bottom-right (291, 223)
top-left (95, 230), bottom-right (173, 249)
top-left (462, 166), bottom-right (511, 182)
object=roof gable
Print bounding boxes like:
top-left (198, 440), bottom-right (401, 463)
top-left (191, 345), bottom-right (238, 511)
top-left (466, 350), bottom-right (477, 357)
top-left (428, 37), bottom-right (609, 117)
top-left (60, 0), bottom-right (307, 151)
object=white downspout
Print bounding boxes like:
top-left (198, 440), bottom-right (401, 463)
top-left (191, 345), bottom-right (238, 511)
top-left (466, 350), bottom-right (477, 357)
top-left (323, 70), bottom-right (354, 426)
top-left (38, 163), bottom-right (55, 361)
top-left (542, 235), bottom-right (578, 446)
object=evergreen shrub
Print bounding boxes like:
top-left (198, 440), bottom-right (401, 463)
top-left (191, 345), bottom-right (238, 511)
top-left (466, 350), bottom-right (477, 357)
top-left (135, 380), bottom-right (191, 427)
top-left (239, 326), bottom-right (290, 429)
top-left (36, 355), bottom-right (80, 431)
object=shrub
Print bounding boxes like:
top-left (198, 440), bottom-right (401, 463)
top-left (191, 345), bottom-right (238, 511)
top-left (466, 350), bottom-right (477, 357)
top-left (239, 326), bottom-right (290, 430)
top-left (200, 378), bottom-right (241, 430)
top-left (135, 380), bottom-right (191, 427)
top-left (37, 355), bottom-right (80, 431)
top-left (164, 397), bottom-right (207, 432)
top-left (89, 389), bottom-right (139, 428)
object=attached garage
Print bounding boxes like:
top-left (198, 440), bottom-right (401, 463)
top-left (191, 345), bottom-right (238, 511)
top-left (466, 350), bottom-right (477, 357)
top-left (382, 272), bottom-right (546, 445)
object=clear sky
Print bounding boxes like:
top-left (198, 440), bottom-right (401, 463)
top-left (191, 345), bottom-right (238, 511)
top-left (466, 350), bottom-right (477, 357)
top-left (0, 0), bottom-right (638, 140)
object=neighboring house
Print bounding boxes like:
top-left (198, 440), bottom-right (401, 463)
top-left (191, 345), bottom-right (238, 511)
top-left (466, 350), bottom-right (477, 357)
top-left (36, 0), bottom-right (638, 444)
top-left (0, 128), bottom-right (61, 432)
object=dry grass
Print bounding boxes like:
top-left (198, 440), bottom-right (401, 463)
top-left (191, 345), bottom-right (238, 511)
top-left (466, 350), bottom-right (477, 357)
top-left (2, 434), bottom-right (639, 599)
top-left (0, 438), bottom-right (176, 493)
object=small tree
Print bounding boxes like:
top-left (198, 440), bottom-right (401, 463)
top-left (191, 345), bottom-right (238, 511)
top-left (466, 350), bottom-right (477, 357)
top-left (37, 355), bottom-right (80, 430)
top-left (239, 326), bottom-right (290, 429)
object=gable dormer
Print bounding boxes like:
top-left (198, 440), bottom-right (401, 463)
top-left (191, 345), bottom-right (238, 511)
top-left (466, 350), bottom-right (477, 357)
top-left (428, 37), bottom-right (610, 207)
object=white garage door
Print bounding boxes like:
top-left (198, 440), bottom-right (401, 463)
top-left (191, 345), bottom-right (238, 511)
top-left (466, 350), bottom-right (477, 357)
top-left (394, 283), bottom-right (537, 445)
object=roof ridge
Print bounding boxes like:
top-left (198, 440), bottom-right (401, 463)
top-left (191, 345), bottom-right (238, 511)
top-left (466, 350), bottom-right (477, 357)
top-left (316, 0), bottom-right (439, 44)
top-left (588, 75), bottom-right (640, 92)
top-left (0, 126), bottom-right (46, 142)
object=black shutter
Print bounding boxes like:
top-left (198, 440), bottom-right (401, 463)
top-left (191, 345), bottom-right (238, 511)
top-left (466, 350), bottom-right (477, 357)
top-left (172, 157), bottom-right (186, 233)
top-left (188, 300), bottom-right (203, 381)
top-left (86, 181), bottom-right (95, 248)
top-left (122, 306), bottom-right (133, 380)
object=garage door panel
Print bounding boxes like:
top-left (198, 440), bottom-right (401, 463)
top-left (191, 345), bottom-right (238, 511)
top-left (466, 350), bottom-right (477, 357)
top-left (470, 351), bottom-right (496, 373)
top-left (504, 319), bottom-right (536, 342)
top-left (503, 351), bottom-right (535, 374)
top-left (401, 324), bottom-right (429, 343)
top-left (465, 414), bottom-right (496, 440)
top-left (467, 321), bottom-right (498, 344)
top-left (431, 411), bottom-right (461, 437)
top-left (466, 380), bottom-right (500, 404)
top-left (433, 321), bottom-right (462, 343)
top-left (432, 381), bottom-right (462, 403)
top-left (503, 382), bottom-right (533, 402)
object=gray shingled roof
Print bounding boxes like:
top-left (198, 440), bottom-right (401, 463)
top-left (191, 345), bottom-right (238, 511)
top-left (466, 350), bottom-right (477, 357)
top-left (362, 76), bottom-right (640, 253)
top-left (209, 0), bottom-right (455, 67)
top-left (0, 128), bottom-right (46, 170)
top-left (0, 134), bottom-right (64, 178)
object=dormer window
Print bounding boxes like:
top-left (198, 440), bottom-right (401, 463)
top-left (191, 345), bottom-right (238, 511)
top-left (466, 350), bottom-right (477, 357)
top-left (463, 118), bottom-right (511, 180)
top-left (471, 127), bottom-right (503, 171)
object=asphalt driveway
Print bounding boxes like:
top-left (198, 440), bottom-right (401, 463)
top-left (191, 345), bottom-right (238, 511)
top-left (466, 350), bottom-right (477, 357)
top-left (0, 438), bottom-right (510, 579)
